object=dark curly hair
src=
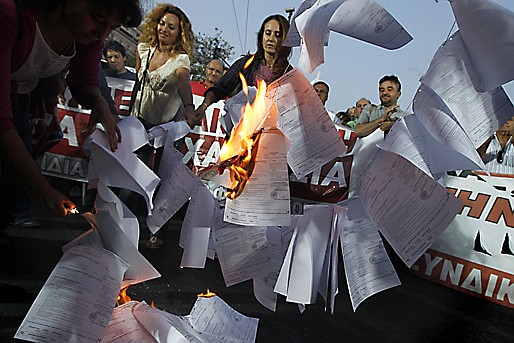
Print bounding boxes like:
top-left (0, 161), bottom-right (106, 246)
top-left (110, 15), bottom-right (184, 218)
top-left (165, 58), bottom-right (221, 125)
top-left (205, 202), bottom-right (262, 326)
top-left (138, 3), bottom-right (194, 58)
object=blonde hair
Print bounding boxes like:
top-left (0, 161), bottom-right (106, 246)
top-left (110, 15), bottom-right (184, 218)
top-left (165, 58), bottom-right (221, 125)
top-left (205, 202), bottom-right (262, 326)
top-left (139, 3), bottom-right (194, 58)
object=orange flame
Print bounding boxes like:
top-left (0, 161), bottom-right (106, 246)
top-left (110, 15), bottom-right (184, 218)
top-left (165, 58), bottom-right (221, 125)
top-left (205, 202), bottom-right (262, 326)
top-left (197, 289), bottom-right (217, 298)
top-left (244, 55), bottom-right (255, 69)
top-left (117, 286), bottom-right (132, 306)
top-left (218, 77), bottom-right (268, 199)
top-left (150, 300), bottom-right (156, 308)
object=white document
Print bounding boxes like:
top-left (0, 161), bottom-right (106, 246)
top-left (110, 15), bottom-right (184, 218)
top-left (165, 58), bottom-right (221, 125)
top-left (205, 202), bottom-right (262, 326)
top-left (328, 0), bottom-right (412, 50)
top-left (95, 180), bottom-right (140, 247)
top-left (338, 197), bottom-right (401, 311)
top-left (223, 87), bottom-right (258, 134)
top-left (253, 221), bottom-right (297, 312)
top-left (268, 68), bottom-right (346, 179)
top-left (379, 115), bottom-right (484, 179)
top-left (212, 224), bottom-right (270, 287)
top-left (420, 31), bottom-right (514, 147)
top-left (283, 0), bottom-right (318, 47)
top-left (450, 0), bottom-right (514, 91)
top-left (147, 143), bottom-right (198, 234)
top-left (274, 226), bottom-right (299, 297)
top-left (348, 129), bottom-right (383, 197)
top-left (285, 205), bottom-right (334, 304)
top-left (359, 149), bottom-right (462, 267)
top-left (88, 129), bottom-right (160, 214)
top-left (180, 182), bottom-right (215, 268)
top-left (81, 211), bottom-right (161, 288)
top-left (116, 116), bottom-right (149, 152)
top-left (147, 121), bottom-right (191, 149)
top-left (101, 301), bottom-right (156, 343)
top-left (295, 0), bottom-right (345, 73)
top-left (224, 129), bottom-right (291, 227)
top-left (15, 244), bottom-right (129, 343)
top-left (189, 296), bottom-right (259, 343)
top-left (133, 302), bottom-right (205, 343)
top-left (412, 84), bottom-right (486, 168)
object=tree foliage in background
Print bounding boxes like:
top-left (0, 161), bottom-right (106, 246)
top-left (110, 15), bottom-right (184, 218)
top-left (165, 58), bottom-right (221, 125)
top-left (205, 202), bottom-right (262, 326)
top-left (191, 28), bottom-right (234, 81)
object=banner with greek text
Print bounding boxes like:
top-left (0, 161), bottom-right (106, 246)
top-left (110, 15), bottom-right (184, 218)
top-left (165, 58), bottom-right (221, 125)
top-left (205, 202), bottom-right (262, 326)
top-left (412, 172), bottom-right (514, 308)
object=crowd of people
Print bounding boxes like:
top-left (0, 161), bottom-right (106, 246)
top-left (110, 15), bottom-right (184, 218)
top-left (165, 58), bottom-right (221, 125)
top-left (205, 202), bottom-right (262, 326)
top-left (1, 0), bottom-right (513, 255)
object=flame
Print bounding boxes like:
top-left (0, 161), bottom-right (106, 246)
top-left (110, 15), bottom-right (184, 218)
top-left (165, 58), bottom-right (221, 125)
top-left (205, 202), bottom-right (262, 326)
top-left (150, 300), bottom-right (156, 308)
top-left (218, 77), bottom-right (268, 199)
top-left (117, 286), bottom-right (132, 306)
top-left (197, 289), bottom-right (216, 298)
top-left (244, 54), bottom-right (255, 69)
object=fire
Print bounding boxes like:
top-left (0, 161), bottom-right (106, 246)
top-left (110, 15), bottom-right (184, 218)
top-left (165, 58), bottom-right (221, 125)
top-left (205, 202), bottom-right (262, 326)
top-left (116, 286), bottom-right (131, 306)
top-left (197, 289), bottom-right (216, 298)
top-left (150, 300), bottom-right (156, 308)
top-left (218, 75), bottom-right (268, 199)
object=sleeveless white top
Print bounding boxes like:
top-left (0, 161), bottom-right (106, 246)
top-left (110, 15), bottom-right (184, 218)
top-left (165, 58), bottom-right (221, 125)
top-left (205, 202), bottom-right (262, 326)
top-left (11, 24), bottom-right (75, 94)
top-left (131, 43), bottom-right (190, 125)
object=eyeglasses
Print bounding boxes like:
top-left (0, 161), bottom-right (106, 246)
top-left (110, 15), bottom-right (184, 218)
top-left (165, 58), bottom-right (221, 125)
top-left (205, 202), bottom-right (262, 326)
top-left (497, 149), bottom-right (505, 164)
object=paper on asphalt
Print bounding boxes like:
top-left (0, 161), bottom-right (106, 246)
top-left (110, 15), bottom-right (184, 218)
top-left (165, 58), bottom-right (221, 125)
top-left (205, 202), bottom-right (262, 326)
top-left (359, 149), bottom-right (462, 267)
top-left (212, 224), bottom-right (270, 287)
top-left (180, 182), bottom-right (215, 268)
top-left (101, 301), bottom-right (156, 343)
top-left (15, 244), bottom-right (129, 343)
top-left (420, 31), bottom-right (514, 147)
top-left (379, 115), bottom-right (484, 179)
top-left (88, 129), bottom-right (160, 214)
top-left (328, 0), bottom-right (412, 50)
top-left (253, 220), bottom-right (297, 312)
top-left (328, 206), bottom-right (344, 313)
top-left (274, 226), bottom-right (299, 297)
top-left (450, 0), bottom-right (514, 91)
top-left (338, 197), bottom-right (401, 311)
top-left (81, 211), bottom-right (161, 287)
top-left (189, 296), bottom-right (259, 343)
top-left (147, 121), bottom-right (191, 149)
top-left (224, 128), bottom-right (291, 227)
top-left (95, 180), bottom-right (140, 247)
top-left (412, 84), bottom-right (486, 169)
top-left (285, 205), bottom-right (334, 304)
top-left (133, 302), bottom-right (205, 343)
top-left (295, 0), bottom-right (345, 73)
top-left (318, 205), bottom-right (341, 306)
top-left (147, 143), bottom-right (198, 234)
top-left (268, 69), bottom-right (346, 179)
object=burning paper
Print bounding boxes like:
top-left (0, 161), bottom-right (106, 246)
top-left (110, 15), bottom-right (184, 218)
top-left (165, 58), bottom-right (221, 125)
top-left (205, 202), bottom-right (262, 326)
top-left (15, 244), bottom-right (129, 343)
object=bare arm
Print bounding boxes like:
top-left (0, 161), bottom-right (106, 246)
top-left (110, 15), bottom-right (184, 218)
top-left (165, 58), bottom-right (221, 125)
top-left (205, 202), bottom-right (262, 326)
top-left (0, 129), bottom-right (75, 216)
top-left (176, 67), bottom-right (195, 127)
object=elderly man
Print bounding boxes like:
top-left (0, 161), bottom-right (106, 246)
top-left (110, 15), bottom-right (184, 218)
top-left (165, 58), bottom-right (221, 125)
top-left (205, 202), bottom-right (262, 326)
top-left (355, 75), bottom-right (409, 138)
top-left (191, 59), bottom-right (224, 94)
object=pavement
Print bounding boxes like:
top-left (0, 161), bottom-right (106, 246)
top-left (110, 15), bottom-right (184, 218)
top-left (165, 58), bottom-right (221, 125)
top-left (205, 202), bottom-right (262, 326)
top-left (1, 196), bottom-right (514, 342)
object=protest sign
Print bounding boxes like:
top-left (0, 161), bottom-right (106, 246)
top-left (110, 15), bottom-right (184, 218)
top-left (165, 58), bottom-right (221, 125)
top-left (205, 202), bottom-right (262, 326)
top-left (412, 172), bottom-right (514, 308)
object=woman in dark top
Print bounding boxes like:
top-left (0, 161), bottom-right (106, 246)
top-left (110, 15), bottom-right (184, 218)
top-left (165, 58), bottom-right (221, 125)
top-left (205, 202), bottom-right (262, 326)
top-left (195, 14), bottom-right (291, 118)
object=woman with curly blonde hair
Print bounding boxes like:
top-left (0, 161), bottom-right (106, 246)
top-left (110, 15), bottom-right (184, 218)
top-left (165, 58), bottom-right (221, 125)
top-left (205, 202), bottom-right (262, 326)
top-left (131, 3), bottom-right (196, 128)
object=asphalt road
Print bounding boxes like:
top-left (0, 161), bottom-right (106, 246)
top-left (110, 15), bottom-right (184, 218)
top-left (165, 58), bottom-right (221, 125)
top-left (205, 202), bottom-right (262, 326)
top-left (1, 206), bottom-right (514, 343)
